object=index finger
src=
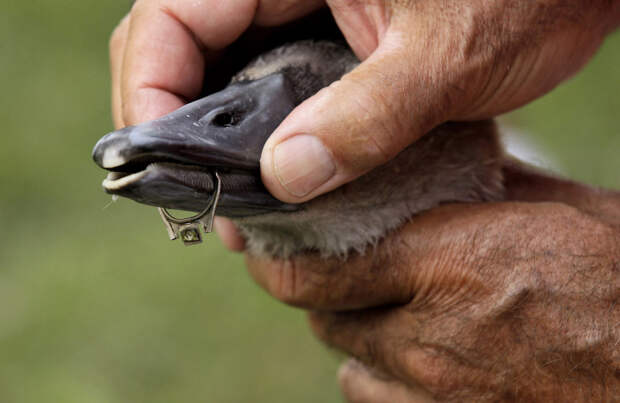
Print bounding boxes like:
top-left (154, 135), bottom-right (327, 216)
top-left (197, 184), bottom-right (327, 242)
top-left (120, 0), bottom-right (259, 125)
top-left (119, 0), bottom-right (327, 126)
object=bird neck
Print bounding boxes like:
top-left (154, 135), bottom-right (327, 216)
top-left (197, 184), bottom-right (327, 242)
top-left (234, 120), bottom-right (505, 258)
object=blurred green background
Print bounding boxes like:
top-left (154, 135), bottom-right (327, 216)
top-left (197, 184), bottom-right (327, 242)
top-left (0, 1), bottom-right (617, 402)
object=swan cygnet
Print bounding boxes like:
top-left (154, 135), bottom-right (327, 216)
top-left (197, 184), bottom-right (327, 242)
top-left (93, 41), bottom-right (505, 258)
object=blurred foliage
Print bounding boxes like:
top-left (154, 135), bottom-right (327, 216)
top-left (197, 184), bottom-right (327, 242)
top-left (0, 0), bottom-right (617, 402)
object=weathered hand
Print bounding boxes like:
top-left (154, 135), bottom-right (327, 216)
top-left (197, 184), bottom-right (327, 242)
top-left (259, 0), bottom-right (619, 203)
top-left (109, 0), bottom-right (325, 128)
top-left (245, 164), bottom-right (620, 402)
top-left (109, 0), bottom-right (619, 251)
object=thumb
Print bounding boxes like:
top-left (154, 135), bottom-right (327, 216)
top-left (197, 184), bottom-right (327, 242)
top-left (260, 37), bottom-right (448, 203)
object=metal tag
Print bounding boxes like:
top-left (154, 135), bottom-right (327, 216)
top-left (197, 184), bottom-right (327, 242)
top-left (158, 171), bottom-right (222, 246)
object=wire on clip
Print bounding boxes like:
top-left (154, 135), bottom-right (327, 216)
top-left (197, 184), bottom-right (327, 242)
top-left (158, 171), bottom-right (222, 246)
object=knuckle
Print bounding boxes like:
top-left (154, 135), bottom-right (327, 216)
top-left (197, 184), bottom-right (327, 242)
top-left (109, 15), bottom-right (129, 53)
top-left (109, 25), bottom-right (124, 52)
top-left (269, 256), bottom-right (339, 308)
top-left (337, 360), bottom-right (364, 401)
top-left (341, 66), bottom-right (418, 160)
top-left (263, 259), bottom-right (317, 307)
top-left (323, 80), bottom-right (397, 169)
top-left (264, 261), bottom-right (299, 304)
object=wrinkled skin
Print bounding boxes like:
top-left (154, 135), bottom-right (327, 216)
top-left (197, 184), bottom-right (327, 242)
top-left (110, 0), bottom-right (619, 206)
top-left (109, 0), bottom-right (620, 401)
top-left (247, 163), bottom-right (620, 402)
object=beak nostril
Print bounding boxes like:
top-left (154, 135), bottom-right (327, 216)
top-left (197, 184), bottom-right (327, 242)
top-left (212, 110), bottom-right (244, 128)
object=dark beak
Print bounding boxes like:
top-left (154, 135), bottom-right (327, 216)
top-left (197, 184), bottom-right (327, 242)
top-left (92, 73), bottom-right (301, 217)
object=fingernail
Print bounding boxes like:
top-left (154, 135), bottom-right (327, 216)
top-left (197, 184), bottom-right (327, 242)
top-left (273, 135), bottom-right (336, 197)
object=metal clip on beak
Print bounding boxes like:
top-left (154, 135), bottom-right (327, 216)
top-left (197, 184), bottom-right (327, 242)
top-left (158, 171), bottom-right (222, 246)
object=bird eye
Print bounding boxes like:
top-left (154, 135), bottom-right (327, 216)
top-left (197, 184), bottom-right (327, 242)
top-left (212, 110), bottom-right (244, 127)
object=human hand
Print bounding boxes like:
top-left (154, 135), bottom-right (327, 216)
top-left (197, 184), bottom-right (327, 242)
top-left (109, 0), bottom-right (329, 129)
top-left (109, 0), bottom-right (619, 251)
top-left (245, 164), bottom-right (620, 402)
top-left (258, 0), bottom-right (619, 203)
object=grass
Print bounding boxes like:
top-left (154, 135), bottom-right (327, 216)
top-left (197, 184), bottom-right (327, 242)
top-left (0, 1), bottom-right (617, 402)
